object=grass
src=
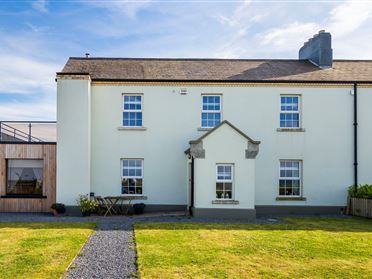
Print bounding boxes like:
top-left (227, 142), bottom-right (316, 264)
top-left (134, 217), bottom-right (372, 279)
top-left (0, 222), bottom-right (95, 279)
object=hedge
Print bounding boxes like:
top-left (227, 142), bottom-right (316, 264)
top-left (348, 184), bottom-right (372, 199)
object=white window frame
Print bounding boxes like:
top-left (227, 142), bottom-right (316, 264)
top-left (122, 94), bottom-right (143, 127)
top-left (121, 158), bottom-right (144, 196)
top-left (216, 163), bottom-right (234, 200)
top-left (278, 160), bottom-right (302, 197)
top-left (201, 94), bottom-right (222, 129)
top-left (279, 95), bottom-right (301, 129)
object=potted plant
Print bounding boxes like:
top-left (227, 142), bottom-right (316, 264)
top-left (77, 195), bottom-right (98, 216)
top-left (51, 203), bottom-right (66, 216)
top-left (133, 203), bottom-right (146, 215)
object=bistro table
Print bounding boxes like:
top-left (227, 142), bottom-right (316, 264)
top-left (103, 195), bottom-right (147, 216)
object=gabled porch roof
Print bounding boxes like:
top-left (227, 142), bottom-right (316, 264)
top-left (185, 120), bottom-right (260, 159)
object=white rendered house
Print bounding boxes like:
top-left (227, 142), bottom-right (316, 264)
top-left (56, 31), bottom-right (372, 218)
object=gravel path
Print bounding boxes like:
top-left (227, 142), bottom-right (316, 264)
top-left (66, 221), bottom-right (137, 279)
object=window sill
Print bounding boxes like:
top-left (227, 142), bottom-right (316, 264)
top-left (117, 126), bottom-right (147, 131)
top-left (276, 197), bottom-right (307, 201)
top-left (212, 200), bottom-right (239, 205)
top-left (197, 127), bottom-right (213, 131)
top-left (119, 195), bottom-right (147, 199)
top-left (277, 128), bottom-right (305, 132)
top-left (1, 195), bottom-right (47, 199)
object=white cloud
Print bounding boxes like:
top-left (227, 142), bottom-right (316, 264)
top-left (213, 0), bottom-right (270, 58)
top-left (0, 55), bottom-right (58, 94)
top-left (83, 0), bottom-right (152, 18)
top-left (216, 0), bottom-right (252, 27)
top-left (32, 0), bottom-right (48, 13)
top-left (259, 22), bottom-right (320, 51)
top-left (327, 1), bottom-right (372, 37)
top-left (256, 0), bottom-right (372, 58)
top-left (0, 101), bottom-right (55, 121)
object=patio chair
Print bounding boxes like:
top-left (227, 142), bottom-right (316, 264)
top-left (95, 196), bottom-right (115, 216)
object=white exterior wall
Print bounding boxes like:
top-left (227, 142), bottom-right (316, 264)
top-left (358, 87), bottom-right (372, 185)
top-left (89, 84), bottom-right (359, 207)
top-left (57, 80), bottom-right (372, 208)
top-left (194, 124), bottom-right (255, 209)
top-left (57, 78), bottom-right (91, 205)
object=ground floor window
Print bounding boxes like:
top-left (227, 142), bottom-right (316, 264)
top-left (7, 159), bottom-right (43, 196)
top-left (121, 159), bottom-right (143, 195)
top-left (216, 164), bottom-right (233, 199)
top-left (279, 160), bottom-right (301, 196)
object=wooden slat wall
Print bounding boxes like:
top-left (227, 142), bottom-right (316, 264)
top-left (0, 144), bottom-right (56, 213)
top-left (349, 197), bottom-right (372, 218)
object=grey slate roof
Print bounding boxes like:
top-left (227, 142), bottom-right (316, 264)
top-left (60, 57), bottom-right (372, 82)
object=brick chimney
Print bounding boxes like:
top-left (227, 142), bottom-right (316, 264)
top-left (299, 30), bottom-right (333, 68)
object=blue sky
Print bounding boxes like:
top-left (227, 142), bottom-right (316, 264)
top-left (0, 0), bottom-right (371, 120)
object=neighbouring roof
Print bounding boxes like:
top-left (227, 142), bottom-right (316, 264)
top-left (59, 57), bottom-right (372, 82)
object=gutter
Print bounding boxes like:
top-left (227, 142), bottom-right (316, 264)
top-left (189, 156), bottom-right (195, 216)
top-left (353, 83), bottom-right (358, 189)
top-left (88, 78), bottom-right (372, 84)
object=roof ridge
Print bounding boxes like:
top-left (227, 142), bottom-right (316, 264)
top-left (68, 57), bottom-right (303, 62)
top-left (68, 57), bottom-right (372, 62)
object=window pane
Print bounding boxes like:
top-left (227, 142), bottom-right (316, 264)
top-left (279, 160), bottom-right (301, 196)
top-left (280, 96), bottom-right (300, 128)
top-left (293, 187), bottom-right (300, 195)
top-left (123, 95), bottom-right (143, 127)
top-left (202, 96), bottom-right (221, 128)
top-left (122, 159), bottom-right (143, 194)
top-left (7, 160), bottom-right (43, 195)
top-left (225, 191), bottom-right (232, 199)
top-left (224, 183), bottom-right (232, 190)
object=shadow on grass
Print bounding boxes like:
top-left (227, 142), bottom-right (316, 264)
top-left (0, 222), bottom-right (97, 230)
top-left (133, 217), bottom-right (372, 233)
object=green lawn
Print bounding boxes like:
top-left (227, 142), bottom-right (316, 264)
top-left (135, 217), bottom-right (372, 279)
top-left (0, 222), bottom-right (95, 279)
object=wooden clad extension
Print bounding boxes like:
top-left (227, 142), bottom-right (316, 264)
top-left (0, 143), bottom-right (56, 212)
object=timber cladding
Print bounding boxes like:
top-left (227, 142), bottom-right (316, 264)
top-left (0, 144), bottom-right (56, 213)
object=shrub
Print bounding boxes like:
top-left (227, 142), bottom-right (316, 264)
top-left (50, 203), bottom-right (66, 214)
top-left (77, 195), bottom-right (98, 216)
top-left (348, 184), bottom-right (372, 199)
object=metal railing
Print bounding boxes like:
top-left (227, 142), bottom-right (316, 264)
top-left (0, 121), bottom-right (56, 143)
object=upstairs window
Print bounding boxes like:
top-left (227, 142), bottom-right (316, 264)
top-left (123, 95), bottom-right (142, 127)
top-left (216, 164), bottom-right (233, 199)
top-left (121, 159), bottom-right (143, 195)
top-left (279, 160), bottom-right (301, 196)
top-left (280, 96), bottom-right (300, 128)
top-left (201, 95), bottom-right (221, 128)
top-left (7, 159), bottom-right (43, 196)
